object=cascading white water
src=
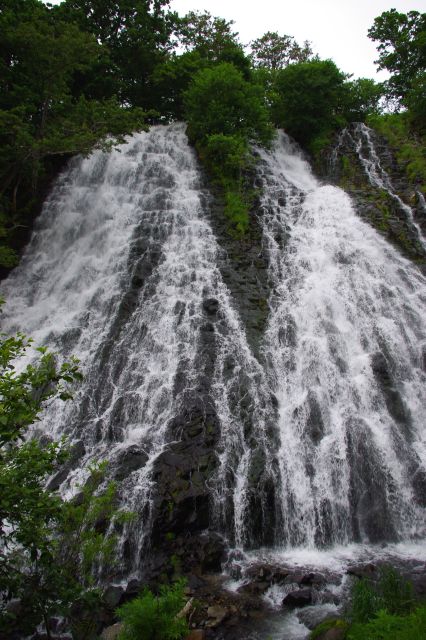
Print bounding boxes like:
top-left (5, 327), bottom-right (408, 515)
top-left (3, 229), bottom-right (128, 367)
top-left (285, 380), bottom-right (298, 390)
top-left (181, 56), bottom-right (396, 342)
top-left (0, 123), bottom-right (275, 570)
top-left (1, 124), bottom-right (426, 587)
top-left (257, 131), bottom-right (426, 548)
top-left (334, 122), bottom-right (426, 250)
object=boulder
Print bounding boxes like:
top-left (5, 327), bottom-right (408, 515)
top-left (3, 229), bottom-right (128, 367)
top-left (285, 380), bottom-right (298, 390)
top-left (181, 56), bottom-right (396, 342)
top-left (103, 585), bottom-right (124, 609)
top-left (282, 588), bottom-right (312, 607)
top-left (113, 445), bottom-right (148, 480)
top-left (185, 631), bottom-right (205, 640)
top-left (206, 604), bottom-right (228, 627)
top-left (101, 622), bottom-right (124, 640)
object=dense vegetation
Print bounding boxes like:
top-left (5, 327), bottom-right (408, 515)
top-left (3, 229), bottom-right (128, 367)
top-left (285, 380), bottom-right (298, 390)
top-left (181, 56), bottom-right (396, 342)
top-left (0, 3), bottom-right (425, 638)
top-left (310, 566), bottom-right (426, 640)
top-left (116, 579), bottom-right (189, 640)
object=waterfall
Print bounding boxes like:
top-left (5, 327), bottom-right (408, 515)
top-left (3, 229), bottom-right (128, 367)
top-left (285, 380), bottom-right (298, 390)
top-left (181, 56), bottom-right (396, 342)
top-left (0, 124), bottom-right (276, 571)
top-left (257, 131), bottom-right (426, 547)
top-left (333, 123), bottom-right (426, 250)
top-left (1, 124), bottom-right (426, 581)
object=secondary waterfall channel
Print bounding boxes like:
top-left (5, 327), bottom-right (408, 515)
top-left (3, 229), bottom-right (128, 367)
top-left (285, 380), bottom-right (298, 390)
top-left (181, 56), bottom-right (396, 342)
top-left (2, 123), bottom-right (426, 638)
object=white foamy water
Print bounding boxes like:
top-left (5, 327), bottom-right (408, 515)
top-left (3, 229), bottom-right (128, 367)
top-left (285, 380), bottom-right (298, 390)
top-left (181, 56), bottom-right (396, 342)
top-left (0, 124), bottom-right (274, 568)
top-left (257, 131), bottom-right (426, 549)
top-left (1, 126), bottom-right (426, 588)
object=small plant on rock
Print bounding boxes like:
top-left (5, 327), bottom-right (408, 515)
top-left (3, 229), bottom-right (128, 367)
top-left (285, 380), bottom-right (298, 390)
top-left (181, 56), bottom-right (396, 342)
top-left (116, 579), bottom-right (189, 640)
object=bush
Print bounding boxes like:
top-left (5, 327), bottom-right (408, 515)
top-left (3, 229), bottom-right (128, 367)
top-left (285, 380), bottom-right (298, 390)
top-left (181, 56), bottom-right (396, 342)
top-left (116, 580), bottom-right (189, 640)
top-left (201, 133), bottom-right (249, 180)
top-left (347, 605), bottom-right (426, 640)
top-left (350, 565), bottom-right (414, 624)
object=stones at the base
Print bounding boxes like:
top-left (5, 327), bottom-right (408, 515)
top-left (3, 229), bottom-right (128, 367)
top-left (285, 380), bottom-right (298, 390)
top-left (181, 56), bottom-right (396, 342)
top-left (282, 588), bottom-right (312, 607)
top-left (185, 631), bottom-right (205, 640)
top-left (100, 622), bottom-right (124, 640)
top-left (206, 604), bottom-right (228, 627)
top-left (347, 563), bottom-right (377, 579)
top-left (245, 562), bottom-right (289, 584)
top-left (103, 585), bottom-right (124, 609)
top-left (318, 627), bottom-right (347, 640)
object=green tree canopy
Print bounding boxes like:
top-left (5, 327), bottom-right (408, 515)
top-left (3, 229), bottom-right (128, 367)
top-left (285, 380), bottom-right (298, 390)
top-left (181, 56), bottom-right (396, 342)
top-left (0, 0), bottom-right (147, 268)
top-left (58, 0), bottom-right (177, 107)
top-left (184, 62), bottom-right (272, 145)
top-left (250, 31), bottom-right (313, 70)
top-left (272, 59), bottom-right (348, 149)
top-left (368, 9), bottom-right (426, 104)
top-left (343, 78), bottom-right (384, 122)
top-left (175, 10), bottom-right (250, 77)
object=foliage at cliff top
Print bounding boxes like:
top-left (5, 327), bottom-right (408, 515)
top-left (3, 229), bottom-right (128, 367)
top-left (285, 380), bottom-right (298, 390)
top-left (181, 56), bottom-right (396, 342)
top-left (184, 63), bottom-right (273, 234)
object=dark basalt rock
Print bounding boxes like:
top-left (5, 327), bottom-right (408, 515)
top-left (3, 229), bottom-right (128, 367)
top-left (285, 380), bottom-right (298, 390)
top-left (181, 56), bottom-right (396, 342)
top-left (371, 351), bottom-right (411, 429)
top-left (205, 179), bottom-right (271, 360)
top-left (113, 445), bottom-right (149, 480)
top-left (203, 297), bottom-right (219, 316)
top-left (282, 588), bottom-right (312, 607)
top-left (102, 585), bottom-right (124, 609)
top-left (46, 439), bottom-right (86, 491)
top-left (142, 401), bottom-right (222, 578)
top-left (245, 563), bottom-right (290, 584)
top-left (347, 563), bottom-right (377, 579)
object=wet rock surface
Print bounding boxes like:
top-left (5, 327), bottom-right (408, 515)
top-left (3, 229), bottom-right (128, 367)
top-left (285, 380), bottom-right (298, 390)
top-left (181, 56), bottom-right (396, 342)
top-left (204, 184), bottom-right (271, 360)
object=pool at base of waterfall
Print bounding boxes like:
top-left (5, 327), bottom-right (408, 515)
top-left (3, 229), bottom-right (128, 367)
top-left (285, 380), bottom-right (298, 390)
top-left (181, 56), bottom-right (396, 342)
top-left (221, 540), bottom-right (426, 639)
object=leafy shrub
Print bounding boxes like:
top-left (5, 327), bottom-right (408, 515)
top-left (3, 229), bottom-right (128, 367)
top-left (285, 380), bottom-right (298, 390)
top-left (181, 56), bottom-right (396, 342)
top-left (347, 605), bottom-right (426, 640)
top-left (350, 578), bottom-right (383, 624)
top-left (201, 133), bottom-right (249, 180)
top-left (350, 565), bottom-right (414, 624)
top-left (116, 579), bottom-right (189, 640)
top-left (224, 190), bottom-right (250, 233)
top-left (183, 62), bottom-right (273, 235)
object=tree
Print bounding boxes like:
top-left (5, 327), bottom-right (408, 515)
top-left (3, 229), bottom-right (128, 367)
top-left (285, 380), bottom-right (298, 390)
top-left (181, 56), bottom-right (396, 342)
top-left (272, 59), bottom-right (348, 149)
top-left (183, 63), bottom-right (273, 234)
top-left (0, 317), bottom-right (129, 638)
top-left (343, 78), bottom-right (384, 122)
top-left (250, 31), bottom-right (313, 70)
top-left (59, 0), bottom-right (177, 108)
top-left (368, 9), bottom-right (426, 105)
top-left (184, 62), bottom-right (272, 145)
top-left (0, 0), bottom-right (147, 269)
top-left (175, 10), bottom-right (250, 77)
top-left (0, 325), bottom-right (82, 635)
